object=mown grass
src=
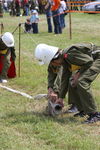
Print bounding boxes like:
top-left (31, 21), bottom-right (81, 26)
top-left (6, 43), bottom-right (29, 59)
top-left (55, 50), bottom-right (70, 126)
top-left (0, 12), bottom-right (100, 150)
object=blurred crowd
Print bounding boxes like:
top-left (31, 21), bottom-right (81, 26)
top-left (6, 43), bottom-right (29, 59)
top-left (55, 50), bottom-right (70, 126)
top-left (0, 0), bottom-right (39, 17)
top-left (24, 0), bottom-right (68, 34)
top-left (0, 0), bottom-right (92, 17)
top-left (0, 0), bottom-right (92, 34)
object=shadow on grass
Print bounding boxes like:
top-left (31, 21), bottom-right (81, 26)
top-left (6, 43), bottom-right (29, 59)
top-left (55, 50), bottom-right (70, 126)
top-left (0, 110), bottom-right (79, 125)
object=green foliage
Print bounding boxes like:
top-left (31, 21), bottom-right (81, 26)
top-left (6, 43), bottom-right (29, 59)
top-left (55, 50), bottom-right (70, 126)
top-left (0, 12), bottom-right (100, 150)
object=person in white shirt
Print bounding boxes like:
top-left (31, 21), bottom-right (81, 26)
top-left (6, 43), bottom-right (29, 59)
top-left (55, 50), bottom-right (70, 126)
top-left (59, 0), bottom-right (67, 28)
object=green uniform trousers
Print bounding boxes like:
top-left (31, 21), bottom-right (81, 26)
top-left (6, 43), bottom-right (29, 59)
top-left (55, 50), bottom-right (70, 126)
top-left (68, 54), bottom-right (100, 114)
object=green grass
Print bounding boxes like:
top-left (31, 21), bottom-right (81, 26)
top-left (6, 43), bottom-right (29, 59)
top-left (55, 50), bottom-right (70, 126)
top-left (0, 12), bottom-right (100, 150)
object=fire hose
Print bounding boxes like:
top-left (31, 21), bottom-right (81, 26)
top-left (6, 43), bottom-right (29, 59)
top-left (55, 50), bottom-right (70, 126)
top-left (34, 94), bottom-right (63, 116)
top-left (0, 84), bottom-right (62, 116)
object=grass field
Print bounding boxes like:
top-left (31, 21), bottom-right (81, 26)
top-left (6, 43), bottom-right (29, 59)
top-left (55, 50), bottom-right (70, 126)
top-left (0, 12), bottom-right (100, 150)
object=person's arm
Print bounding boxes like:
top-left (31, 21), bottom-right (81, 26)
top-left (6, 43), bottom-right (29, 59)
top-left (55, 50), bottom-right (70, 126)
top-left (48, 64), bottom-right (61, 102)
top-left (59, 62), bottom-right (71, 98)
top-left (48, 64), bottom-right (58, 89)
top-left (54, 63), bottom-right (71, 108)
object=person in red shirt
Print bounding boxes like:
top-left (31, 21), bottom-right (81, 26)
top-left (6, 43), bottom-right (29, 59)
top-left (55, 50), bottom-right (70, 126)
top-left (15, 0), bottom-right (21, 16)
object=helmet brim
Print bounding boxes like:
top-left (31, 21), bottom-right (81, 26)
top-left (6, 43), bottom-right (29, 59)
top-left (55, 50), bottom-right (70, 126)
top-left (6, 43), bottom-right (14, 47)
top-left (38, 61), bottom-right (44, 65)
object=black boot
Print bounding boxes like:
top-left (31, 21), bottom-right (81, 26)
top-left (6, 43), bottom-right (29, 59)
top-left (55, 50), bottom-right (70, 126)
top-left (74, 111), bottom-right (86, 117)
top-left (83, 112), bottom-right (100, 124)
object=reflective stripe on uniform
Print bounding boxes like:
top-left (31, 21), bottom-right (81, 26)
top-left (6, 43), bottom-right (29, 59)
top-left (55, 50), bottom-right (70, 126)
top-left (69, 64), bottom-right (81, 72)
top-left (0, 49), bottom-right (7, 54)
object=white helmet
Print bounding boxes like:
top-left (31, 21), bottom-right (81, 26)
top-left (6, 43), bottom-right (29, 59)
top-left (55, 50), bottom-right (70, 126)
top-left (2, 32), bottom-right (14, 47)
top-left (35, 44), bottom-right (59, 65)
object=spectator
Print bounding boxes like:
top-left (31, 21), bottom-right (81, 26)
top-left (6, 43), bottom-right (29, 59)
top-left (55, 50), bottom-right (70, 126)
top-left (38, 0), bottom-right (46, 14)
top-left (30, 9), bottom-right (39, 34)
top-left (22, 0), bottom-right (29, 16)
top-left (3, 0), bottom-right (8, 12)
top-left (9, 0), bottom-right (16, 16)
top-left (59, 0), bottom-right (67, 29)
top-left (51, 0), bottom-right (62, 34)
top-left (44, 0), bottom-right (53, 33)
top-left (15, 0), bottom-right (21, 16)
top-left (30, 0), bottom-right (38, 11)
top-left (0, 0), bottom-right (3, 17)
top-left (24, 18), bottom-right (32, 33)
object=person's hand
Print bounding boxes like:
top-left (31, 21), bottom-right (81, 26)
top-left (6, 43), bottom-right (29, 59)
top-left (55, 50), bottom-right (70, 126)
top-left (70, 72), bottom-right (80, 87)
top-left (55, 98), bottom-right (64, 107)
top-left (47, 88), bottom-right (58, 102)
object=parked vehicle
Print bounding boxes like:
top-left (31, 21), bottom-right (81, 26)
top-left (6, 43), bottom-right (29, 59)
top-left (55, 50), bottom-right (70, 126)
top-left (82, 0), bottom-right (100, 13)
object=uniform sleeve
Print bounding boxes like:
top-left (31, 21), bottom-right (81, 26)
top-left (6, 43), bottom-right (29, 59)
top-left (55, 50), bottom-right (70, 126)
top-left (48, 64), bottom-right (58, 89)
top-left (59, 62), bottom-right (71, 99)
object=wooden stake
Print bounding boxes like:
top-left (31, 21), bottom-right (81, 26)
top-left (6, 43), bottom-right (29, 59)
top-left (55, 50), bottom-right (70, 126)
top-left (18, 23), bottom-right (21, 77)
top-left (68, 0), bottom-right (72, 39)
